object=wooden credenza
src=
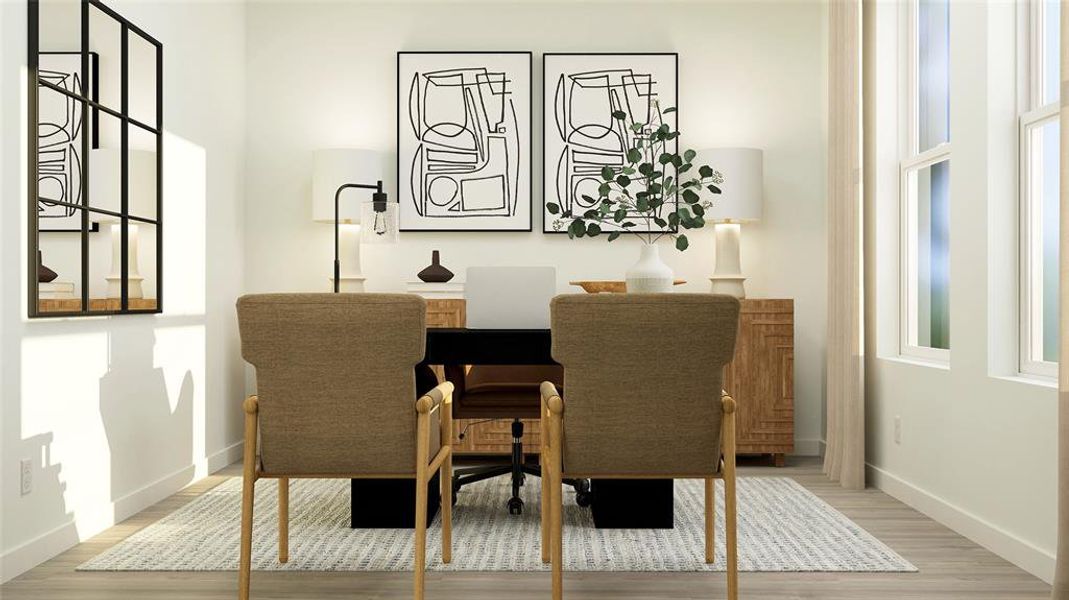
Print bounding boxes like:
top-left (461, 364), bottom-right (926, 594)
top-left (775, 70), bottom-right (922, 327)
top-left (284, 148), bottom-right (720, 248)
top-left (424, 297), bottom-right (794, 463)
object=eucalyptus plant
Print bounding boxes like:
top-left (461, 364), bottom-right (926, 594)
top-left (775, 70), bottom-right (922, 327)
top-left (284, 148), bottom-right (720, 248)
top-left (546, 102), bottom-right (724, 251)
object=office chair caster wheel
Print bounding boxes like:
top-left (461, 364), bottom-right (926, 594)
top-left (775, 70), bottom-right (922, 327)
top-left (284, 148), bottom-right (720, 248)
top-left (507, 497), bottom-right (524, 515)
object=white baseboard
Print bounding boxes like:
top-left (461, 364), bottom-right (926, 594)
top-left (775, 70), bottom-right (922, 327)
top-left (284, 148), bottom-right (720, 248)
top-left (0, 441), bottom-right (243, 584)
top-left (793, 438), bottom-right (824, 457)
top-left (867, 463), bottom-right (1055, 584)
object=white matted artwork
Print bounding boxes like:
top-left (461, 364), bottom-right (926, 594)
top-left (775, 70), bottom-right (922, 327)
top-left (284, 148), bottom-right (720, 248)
top-left (398, 51), bottom-right (532, 231)
top-left (542, 53), bottom-right (678, 233)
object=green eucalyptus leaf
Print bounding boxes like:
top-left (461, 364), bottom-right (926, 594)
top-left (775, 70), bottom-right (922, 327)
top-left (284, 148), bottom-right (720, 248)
top-left (684, 149), bottom-right (696, 162)
top-left (587, 223), bottom-right (602, 236)
top-left (658, 152), bottom-right (673, 165)
top-left (581, 194), bottom-right (596, 205)
top-left (668, 213), bottom-right (680, 228)
top-left (675, 234), bottom-right (689, 251)
top-left (707, 184), bottom-right (722, 194)
top-left (654, 217), bottom-right (667, 228)
top-left (601, 166), bottom-right (615, 181)
top-left (608, 231), bottom-right (621, 242)
top-left (615, 175), bottom-right (631, 187)
top-left (662, 106), bottom-right (677, 114)
top-left (598, 182), bottom-right (611, 196)
top-left (622, 221), bottom-right (637, 228)
top-left (638, 163), bottom-right (654, 176)
top-left (692, 203), bottom-right (705, 217)
top-left (622, 167), bottom-right (636, 175)
top-left (631, 123), bottom-right (645, 133)
top-left (682, 189), bottom-right (700, 204)
top-left (627, 148), bottom-right (642, 163)
top-left (614, 208), bottom-right (627, 222)
top-left (699, 165), bottom-right (713, 178)
top-left (678, 163), bottom-right (693, 173)
top-left (612, 110), bottom-right (627, 120)
top-left (583, 209), bottom-right (599, 219)
top-left (636, 198), bottom-right (650, 212)
top-left (547, 202), bottom-right (560, 215)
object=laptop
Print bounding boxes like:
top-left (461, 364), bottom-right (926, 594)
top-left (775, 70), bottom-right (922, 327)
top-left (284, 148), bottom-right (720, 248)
top-left (465, 266), bottom-right (557, 329)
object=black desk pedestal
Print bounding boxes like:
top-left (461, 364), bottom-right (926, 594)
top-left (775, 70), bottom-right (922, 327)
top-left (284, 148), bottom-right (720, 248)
top-left (351, 474), bottom-right (440, 529)
top-left (590, 479), bottom-right (674, 529)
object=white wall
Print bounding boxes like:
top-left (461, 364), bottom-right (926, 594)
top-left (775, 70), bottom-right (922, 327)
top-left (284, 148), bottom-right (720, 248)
top-left (243, 0), bottom-right (829, 455)
top-left (866, 1), bottom-right (1058, 583)
top-left (0, 0), bottom-right (247, 582)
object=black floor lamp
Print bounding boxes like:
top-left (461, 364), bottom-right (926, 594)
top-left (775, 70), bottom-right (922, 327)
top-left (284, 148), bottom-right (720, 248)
top-left (312, 149), bottom-right (398, 293)
top-left (331, 181), bottom-right (388, 293)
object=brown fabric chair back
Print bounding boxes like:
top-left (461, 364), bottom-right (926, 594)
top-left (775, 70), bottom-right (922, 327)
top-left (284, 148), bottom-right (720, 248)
top-left (550, 293), bottom-right (741, 476)
top-left (237, 293), bottom-right (428, 475)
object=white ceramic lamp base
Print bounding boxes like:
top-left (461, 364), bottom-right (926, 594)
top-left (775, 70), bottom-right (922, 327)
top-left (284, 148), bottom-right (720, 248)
top-left (106, 223), bottom-right (145, 299)
top-left (710, 222), bottom-right (747, 298)
top-left (331, 226), bottom-right (365, 292)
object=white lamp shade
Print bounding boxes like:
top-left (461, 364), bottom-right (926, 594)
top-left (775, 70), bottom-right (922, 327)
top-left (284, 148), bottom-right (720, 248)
top-left (312, 149), bottom-right (387, 224)
top-left (693, 148), bottom-right (763, 222)
top-left (88, 149), bottom-right (157, 222)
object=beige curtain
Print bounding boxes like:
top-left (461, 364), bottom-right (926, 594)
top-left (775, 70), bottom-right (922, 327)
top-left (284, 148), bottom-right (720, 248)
top-left (823, 0), bottom-right (865, 491)
top-left (1052, 4), bottom-right (1069, 598)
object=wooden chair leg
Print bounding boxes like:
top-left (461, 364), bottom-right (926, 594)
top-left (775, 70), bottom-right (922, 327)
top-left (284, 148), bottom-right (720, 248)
top-left (239, 397), bottom-right (258, 600)
top-left (723, 396), bottom-right (739, 600)
top-left (414, 404), bottom-right (431, 600)
top-left (547, 396), bottom-right (564, 600)
top-left (278, 477), bottom-right (289, 564)
top-left (540, 401), bottom-right (550, 564)
top-left (440, 450), bottom-right (452, 564)
top-left (705, 477), bottom-right (715, 564)
top-left (414, 477), bottom-right (428, 600)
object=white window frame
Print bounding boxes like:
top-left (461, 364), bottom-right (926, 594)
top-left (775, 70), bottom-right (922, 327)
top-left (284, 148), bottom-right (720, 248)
top-left (1017, 0), bottom-right (1059, 378)
top-left (899, 0), bottom-right (951, 362)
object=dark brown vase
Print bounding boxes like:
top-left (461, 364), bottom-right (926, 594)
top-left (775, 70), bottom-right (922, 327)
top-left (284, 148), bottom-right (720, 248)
top-left (37, 251), bottom-right (58, 283)
top-left (417, 250), bottom-right (454, 283)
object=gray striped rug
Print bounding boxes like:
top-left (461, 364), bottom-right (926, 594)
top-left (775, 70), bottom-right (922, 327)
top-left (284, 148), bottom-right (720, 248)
top-left (79, 476), bottom-right (915, 573)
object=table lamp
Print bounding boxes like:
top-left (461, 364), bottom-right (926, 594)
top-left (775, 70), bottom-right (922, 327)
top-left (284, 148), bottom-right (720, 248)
top-left (312, 149), bottom-right (399, 293)
top-left (89, 148), bottom-right (157, 299)
top-left (693, 148), bottom-right (763, 298)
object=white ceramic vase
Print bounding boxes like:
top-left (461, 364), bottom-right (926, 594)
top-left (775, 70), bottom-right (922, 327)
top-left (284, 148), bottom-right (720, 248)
top-left (625, 243), bottom-right (674, 293)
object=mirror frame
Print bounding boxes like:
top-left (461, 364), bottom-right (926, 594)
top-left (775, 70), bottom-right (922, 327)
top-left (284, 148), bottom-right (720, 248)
top-left (28, 0), bottom-right (163, 318)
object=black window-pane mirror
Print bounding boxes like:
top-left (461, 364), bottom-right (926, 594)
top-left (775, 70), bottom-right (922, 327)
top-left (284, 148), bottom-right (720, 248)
top-left (30, 0), bottom-right (162, 317)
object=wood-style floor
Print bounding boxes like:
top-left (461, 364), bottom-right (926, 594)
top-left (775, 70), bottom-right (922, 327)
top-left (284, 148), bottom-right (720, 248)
top-left (0, 457), bottom-right (1052, 599)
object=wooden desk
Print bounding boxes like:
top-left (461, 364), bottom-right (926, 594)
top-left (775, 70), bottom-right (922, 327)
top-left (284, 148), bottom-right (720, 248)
top-left (424, 297), bottom-right (795, 464)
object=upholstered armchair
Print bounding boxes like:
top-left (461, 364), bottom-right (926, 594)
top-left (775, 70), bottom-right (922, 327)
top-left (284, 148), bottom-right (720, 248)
top-left (540, 294), bottom-right (742, 600)
top-left (236, 293), bottom-right (454, 600)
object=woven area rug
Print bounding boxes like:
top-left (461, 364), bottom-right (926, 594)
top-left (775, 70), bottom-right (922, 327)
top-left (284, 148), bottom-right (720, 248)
top-left (78, 476), bottom-right (915, 573)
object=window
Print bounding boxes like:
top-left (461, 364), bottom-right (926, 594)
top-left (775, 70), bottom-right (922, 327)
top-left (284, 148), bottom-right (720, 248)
top-left (1019, 0), bottom-right (1060, 376)
top-left (901, 0), bottom-right (951, 360)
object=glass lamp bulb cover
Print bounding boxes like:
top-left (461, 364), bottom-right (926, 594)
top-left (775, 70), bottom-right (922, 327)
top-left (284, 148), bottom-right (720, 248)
top-left (360, 201), bottom-right (399, 244)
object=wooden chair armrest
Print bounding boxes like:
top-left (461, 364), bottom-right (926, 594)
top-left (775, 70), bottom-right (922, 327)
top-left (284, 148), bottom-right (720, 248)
top-left (721, 393), bottom-right (736, 415)
top-left (540, 381), bottom-right (564, 415)
top-left (416, 381), bottom-right (455, 413)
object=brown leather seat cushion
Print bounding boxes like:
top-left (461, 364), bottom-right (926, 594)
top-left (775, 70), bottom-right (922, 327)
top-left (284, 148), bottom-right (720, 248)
top-left (453, 365), bottom-right (563, 420)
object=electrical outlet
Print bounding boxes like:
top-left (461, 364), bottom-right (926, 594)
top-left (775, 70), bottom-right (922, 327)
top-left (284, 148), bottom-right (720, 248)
top-left (893, 416), bottom-right (902, 445)
top-left (20, 458), bottom-right (33, 496)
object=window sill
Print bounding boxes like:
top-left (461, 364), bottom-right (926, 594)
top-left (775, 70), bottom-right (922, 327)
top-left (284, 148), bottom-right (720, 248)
top-left (877, 355), bottom-right (951, 371)
top-left (993, 373), bottom-right (1058, 390)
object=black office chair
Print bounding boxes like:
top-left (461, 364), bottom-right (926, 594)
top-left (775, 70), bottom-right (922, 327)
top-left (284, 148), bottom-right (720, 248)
top-left (446, 364), bottom-right (590, 514)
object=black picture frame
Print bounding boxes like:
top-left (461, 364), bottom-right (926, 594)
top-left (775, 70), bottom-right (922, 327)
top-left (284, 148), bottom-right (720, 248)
top-left (397, 50), bottom-right (534, 233)
top-left (28, 0), bottom-right (164, 318)
top-left (541, 52), bottom-right (679, 234)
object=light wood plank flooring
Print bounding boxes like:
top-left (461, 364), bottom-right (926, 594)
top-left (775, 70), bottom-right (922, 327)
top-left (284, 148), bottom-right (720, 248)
top-left (0, 457), bottom-right (1052, 599)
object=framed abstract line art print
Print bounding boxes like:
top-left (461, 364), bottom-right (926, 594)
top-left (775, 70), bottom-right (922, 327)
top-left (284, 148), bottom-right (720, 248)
top-left (542, 53), bottom-right (678, 234)
top-left (398, 51), bottom-right (532, 231)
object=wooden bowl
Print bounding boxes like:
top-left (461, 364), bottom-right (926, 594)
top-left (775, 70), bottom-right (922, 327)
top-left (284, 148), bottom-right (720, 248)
top-left (569, 280), bottom-right (686, 294)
